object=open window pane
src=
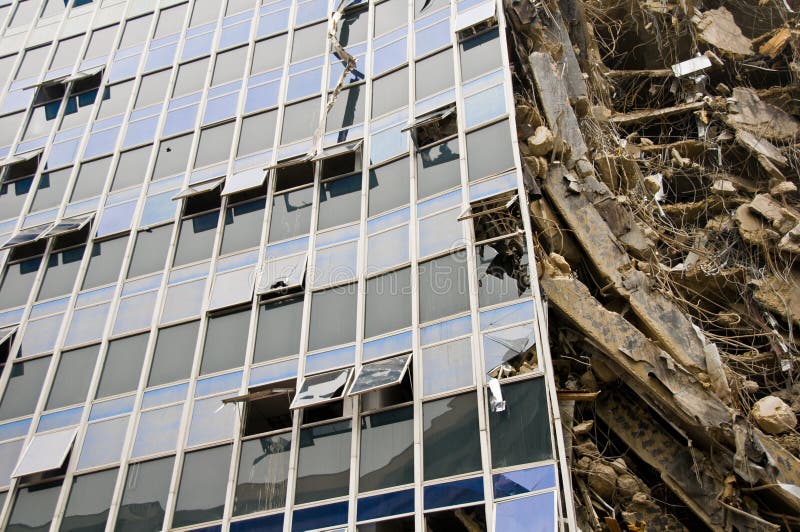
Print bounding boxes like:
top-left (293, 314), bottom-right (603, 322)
top-left (209, 266), bottom-right (255, 310)
top-left (40, 214), bottom-right (94, 239)
top-left (349, 354), bottom-right (411, 396)
top-left (454, 0), bottom-right (496, 32)
top-left (172, 176), bottom-right (225, 200)
top-left (256, 253), bottom-right (307, 294)
top-left (115, 456), bottom-right (174, 532)
top-left (423, 393), bottom-right (481, 480)
top-left (359, 406), bottom-right (414, 493)
top-left (233, 431), bottom-right (291, 515)
top-left (173, 444), bottom-right (232, 528)
top-left (12, 426), bottom-right (77, 477)
top-left (222, 167), bottom-right (267, 195)
top-left (290, 368), bottom-right (352, 409)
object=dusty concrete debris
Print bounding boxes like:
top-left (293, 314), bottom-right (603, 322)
top-left (752, 396), bottom-right (797, 435)
top-left (692, 7), bottom-right (754, 58)
top-left (711, 179), bottom-right (736, 196)
top-left (505, 0), bottom-right (800, 526)
top-left (726, 87), bottom-right (800, 142)
top-left (587, 462), bottom-right (617, 499)
top-left (526, 125), bottom-right (554, 156)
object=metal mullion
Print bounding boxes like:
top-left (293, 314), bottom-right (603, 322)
top-left (443, 0), bottom-right (498, 525)
top-left (491, 3), bottom-right (576, 528)
top-left (156, 5), bottom-right (253, 530)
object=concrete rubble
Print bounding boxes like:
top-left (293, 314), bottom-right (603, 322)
top-left (502, 0), bottom-right (800, 528)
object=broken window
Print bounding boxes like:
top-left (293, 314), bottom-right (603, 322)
top-left (114, 456), bottom-right (174, 531)
top-left (295, 420), bottom-right (351, 504)
top-left (230, 382), bottom-right (295, 436)
top-left (482, 323), bottom-right (537, 379)
top-left (291, 368), bottom-right (353, 410)
top-left (234, 431), bottom-right (291, 515)
top-left (425, 505), bottom-right (487, 531)
top-left (12, 426), bottom-right (77, 477)
top-left (475, 237), bottom-right (530, 308)
top-left (187, 393), bottom-right (238, 446)
top-left (423, 393), bottom-right (481, 480)
top-left (407, 104), bottom-right (457, 147)
top-left (488, 377), bottom-right (552, 468)
top-left (418, 251), bottom-right (470, 324)
top-left (359, 405), bottom-right (414, 493)
top-left (200, 307), bottom-right (250, 375)
top-left (256, 253), bottom-right (307, 295)
top-left (454, 0), bottom-right (497, 35)
top-left (254, 294), bottom-right (304, 363)
top-left (209, 266), bottom-right (256, 310)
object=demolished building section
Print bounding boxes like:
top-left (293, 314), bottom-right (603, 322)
top-left (503, 0), bottom-right (800, 528)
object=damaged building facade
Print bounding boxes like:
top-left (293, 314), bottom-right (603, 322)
top-left (0, 0), bottom-right (573, 530)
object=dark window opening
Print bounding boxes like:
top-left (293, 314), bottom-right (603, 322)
top-left (321, 151), bottom-right (357, 180)
top-left (425, 505), bottom-right (487, 531)
top-left (183, 186), bottom-right (222, 216)
top-left (302, 399), bottom-right (344, 425)
top-left (359, 363), bottom-right (413, 412)
top-left (241, 381), bottom-right (296, 436)
top-left (409, 107), bottom-right (458, 148)
top-left (274, 161), bottom-right (314, 192)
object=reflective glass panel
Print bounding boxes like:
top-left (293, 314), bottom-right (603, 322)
top-left (61, 468), bottom-right (118, 532)
top-left (308, 285), bottom-right (357, 351)
top-left (46, 344), bottom-right (99, 410)
top-left (418, 251), bottom-right (470, 323)
top-left (96, 333), bottom-right (148, 398)
top-left (173, 444), bottom-right (232, 528)
top-left (115, 456), bottom-right (174, 531)
top-left (295, 420), bottom-right (351, 504)
top-left (423, 393), bottom-right (481, 480)
top-left (364, 268), bottom-right (411, 338)
top-left (359, 406), bottom-right (414, 493)
top-left (254, 295), bottom-right (303, 363)
top-left (234, 432), bottom-right (291, 515)
top-left (149, 320), bottom-right (199, 386)
top-left (201, 308), bottom-right (250, 375)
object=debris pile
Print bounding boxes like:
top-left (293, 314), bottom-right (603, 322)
top-left (502, 0), bottom-right (800, 528)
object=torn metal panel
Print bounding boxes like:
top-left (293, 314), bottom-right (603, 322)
top-left (528, 52), bottom-right (587, 165)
